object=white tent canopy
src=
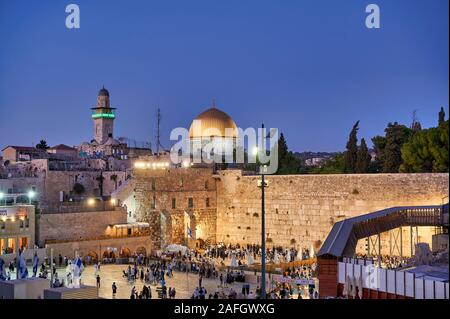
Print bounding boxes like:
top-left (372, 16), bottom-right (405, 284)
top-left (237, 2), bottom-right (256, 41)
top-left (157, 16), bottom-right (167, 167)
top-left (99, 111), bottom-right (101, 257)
top-left (164, 244), bottom-right (188, 255)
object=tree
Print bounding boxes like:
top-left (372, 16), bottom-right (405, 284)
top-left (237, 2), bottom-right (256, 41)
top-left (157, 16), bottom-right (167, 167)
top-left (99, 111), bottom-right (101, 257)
top-left (311, 153), bottom-right (345, 174)
top-left (275, 133), bottom-right (304, 175)
top-left (72, 183), bottom-right (86, 195)
top-left (344, 121), bottom-right (359, 173)
top-left (371, 135), bottom-right (386, 172)
top-left (356, 138), bottom-right (371, 173)
top-left (438, 107), bottom-right (446, 126)
top-left (380, 122), bottom-right (412, 173)
top-left (36, 140), bottom-right (49, 150)
top-left (400, 120), bottom-right (449, 173)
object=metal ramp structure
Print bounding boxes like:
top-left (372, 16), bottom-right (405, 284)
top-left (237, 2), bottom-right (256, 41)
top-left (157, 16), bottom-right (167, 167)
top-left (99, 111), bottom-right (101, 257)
top-left (317, 203), bottom-right (448, 298)
top-left (318, 203), bottom-right (448, 259)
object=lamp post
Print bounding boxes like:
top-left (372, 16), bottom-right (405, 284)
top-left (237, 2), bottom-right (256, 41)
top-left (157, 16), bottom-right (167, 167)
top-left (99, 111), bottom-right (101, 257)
top-left (28, 190), bottom-right (36, 204)
top-left (258, 123), bottom-right (267, 299)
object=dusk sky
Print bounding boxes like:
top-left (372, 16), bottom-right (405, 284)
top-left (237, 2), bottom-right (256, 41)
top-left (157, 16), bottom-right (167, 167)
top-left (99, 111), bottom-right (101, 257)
top-left (0, 0), bottom-right (448, 152)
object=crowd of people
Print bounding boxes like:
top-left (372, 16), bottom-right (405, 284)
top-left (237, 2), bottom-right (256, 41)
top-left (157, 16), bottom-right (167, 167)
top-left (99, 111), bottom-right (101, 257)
top-left (1, 242), bottom-right (319, 299)
top-left (202, 243), bottom-right (314, 266)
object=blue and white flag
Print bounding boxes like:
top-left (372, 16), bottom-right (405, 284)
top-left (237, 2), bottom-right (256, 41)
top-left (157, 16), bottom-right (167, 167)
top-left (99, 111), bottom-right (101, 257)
top-left (73, 257), bottom-right (84, 277)
top-left (187, 226), bottom-right (193, 238)
top-left (0, 258), bottom-right (6, 280)
top-left (17, 249), bottom-right (29, 279)
top-left (32, 252), bottom-right (39, 277)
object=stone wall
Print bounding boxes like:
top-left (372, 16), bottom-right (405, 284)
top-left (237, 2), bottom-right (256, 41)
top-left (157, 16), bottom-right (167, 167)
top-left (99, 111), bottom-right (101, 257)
top-left (129, 167), bottom-right (448, 255)
top-left (133, 167), bottom-right (217, 249)
top-left (215, 170), bottom-right (449, 255)
top-left (38, 207), bottom-right (127, 246)
top-left (42, 170), bottom-right (128, 203)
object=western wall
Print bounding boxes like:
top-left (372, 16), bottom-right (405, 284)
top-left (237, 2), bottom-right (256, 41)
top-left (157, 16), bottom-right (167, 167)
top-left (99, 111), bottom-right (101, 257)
top-left (215, 170), bottom-right (449, 256)
top-left (129, 167), bottom-right (448, 256)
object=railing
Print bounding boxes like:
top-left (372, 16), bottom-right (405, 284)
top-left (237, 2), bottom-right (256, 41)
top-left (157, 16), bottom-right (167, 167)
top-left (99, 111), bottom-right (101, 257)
top-left (405, 207), bottom-right (443, 226)
top-left (45, 230), bottom-right (150, 245)
top-left (40, 202), bottom-right (120, 214)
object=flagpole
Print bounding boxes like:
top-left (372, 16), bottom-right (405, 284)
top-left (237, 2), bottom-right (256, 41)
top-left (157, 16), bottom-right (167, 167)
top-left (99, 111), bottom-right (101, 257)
top-left (16, 249), bottom-right (19, 280)
top-left (50, 248), bottom-right (54, 288)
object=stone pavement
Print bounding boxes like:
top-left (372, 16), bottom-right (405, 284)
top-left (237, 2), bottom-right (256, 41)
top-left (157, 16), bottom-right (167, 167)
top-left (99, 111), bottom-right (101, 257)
top-left (63, 264), bottom-right (256, 299)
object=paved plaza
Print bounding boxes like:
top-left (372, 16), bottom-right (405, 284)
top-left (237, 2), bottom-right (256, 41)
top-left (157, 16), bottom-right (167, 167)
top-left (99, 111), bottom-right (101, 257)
top-left (79, 264), bottom-right (254, 299)
top-left (7, 263), bottom-right (313, 299)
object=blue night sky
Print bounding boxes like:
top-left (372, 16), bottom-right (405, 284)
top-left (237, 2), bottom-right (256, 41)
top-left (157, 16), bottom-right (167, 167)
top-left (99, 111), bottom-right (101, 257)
top-left (0, 0), bottom-right (448, 152)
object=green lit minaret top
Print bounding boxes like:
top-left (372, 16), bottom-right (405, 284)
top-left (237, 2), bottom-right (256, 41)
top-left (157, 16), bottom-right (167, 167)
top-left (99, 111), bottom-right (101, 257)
top-left (91, 87), bottom-right (116, 144)
top-left (91, 86), bottom-right (116, 119)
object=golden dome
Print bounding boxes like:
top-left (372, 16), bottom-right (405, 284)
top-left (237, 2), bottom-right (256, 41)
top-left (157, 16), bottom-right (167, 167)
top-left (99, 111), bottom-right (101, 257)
top-left (189, 107), bottom-right (238, 139)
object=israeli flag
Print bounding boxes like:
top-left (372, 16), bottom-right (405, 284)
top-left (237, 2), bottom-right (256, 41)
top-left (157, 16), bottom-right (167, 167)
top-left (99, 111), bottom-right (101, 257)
top-left (187, 226), bottom-right (193, 238)
top-left (17, 249), bottom-right (29, 279)
top-left (73, 257), bottom-right (84, 277)
top-left (0, 258), bottom-right (6, 280)
top-left (32, 252), bottom-right (39, 277)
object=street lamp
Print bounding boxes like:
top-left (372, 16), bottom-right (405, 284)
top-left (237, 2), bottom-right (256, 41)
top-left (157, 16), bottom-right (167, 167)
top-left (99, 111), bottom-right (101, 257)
top-left (256, 123), bottom-right (267, 300)
top-left (28, 190), bottom-right (36, 204)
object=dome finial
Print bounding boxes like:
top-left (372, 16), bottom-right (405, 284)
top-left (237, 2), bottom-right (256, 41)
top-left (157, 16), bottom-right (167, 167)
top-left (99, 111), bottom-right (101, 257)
top-left (98, 86), bottom-right (110, 97)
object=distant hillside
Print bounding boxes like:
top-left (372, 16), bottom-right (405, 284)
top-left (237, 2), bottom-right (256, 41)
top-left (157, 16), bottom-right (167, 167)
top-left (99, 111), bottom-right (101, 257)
top-left (293, 151), bottom-right (338, 161)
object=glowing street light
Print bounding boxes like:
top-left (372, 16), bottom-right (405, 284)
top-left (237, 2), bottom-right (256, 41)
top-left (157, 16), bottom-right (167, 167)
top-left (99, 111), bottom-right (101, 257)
top-left (87, 198), bottom-right (96, 206)
top-left (27, 190), bottom-right (36, 204)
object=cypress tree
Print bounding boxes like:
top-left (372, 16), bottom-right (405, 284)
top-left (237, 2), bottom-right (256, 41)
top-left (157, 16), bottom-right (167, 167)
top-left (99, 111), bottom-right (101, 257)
top-left (438, 107), bottom-right (446, 126)
top-left (382, 122), bottom-right (412, 173)
top-left (344, 121), bottom-right (359, 173)
top-left (356, 138), bottom-right (371, 173)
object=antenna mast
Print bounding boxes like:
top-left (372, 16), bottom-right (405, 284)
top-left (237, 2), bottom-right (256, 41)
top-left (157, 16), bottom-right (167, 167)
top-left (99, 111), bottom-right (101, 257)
top-left (156, 107), bottom-right (161, 154)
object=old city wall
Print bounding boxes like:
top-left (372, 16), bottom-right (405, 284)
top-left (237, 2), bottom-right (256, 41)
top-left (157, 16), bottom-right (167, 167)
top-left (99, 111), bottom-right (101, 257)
top-left (43, 170), bottom-right (128, 203)
top-left (216, 170), bottom-right (449, 256)
top-left (38, 207), bottom-right (127, 246)
top-left (133, 167), bottom-right (217, 249)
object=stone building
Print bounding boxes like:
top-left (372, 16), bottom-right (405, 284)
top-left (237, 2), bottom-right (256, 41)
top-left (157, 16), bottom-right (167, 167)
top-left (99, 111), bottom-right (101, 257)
top-left (36, 200), bottom-right (151, 260)
top-left (0, 195), bottom-right (35, 255)
top-left (77, 87), bottom-right (130, 159)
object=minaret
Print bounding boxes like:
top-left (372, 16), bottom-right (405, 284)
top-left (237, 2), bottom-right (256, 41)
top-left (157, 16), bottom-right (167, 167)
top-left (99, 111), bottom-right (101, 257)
top-left (91, 87), bottom-right (116, 144)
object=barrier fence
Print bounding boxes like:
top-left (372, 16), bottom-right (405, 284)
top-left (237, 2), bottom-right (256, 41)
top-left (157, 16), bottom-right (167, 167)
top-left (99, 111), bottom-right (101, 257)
top-left (338, 261), bottom-right (449, 299)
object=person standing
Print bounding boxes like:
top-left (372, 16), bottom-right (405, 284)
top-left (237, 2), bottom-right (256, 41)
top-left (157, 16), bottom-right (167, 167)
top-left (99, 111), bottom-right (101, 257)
top-left (112, 282), bottom-right (117, 298)
top-left (96, 274), bottom-right (101, 288)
